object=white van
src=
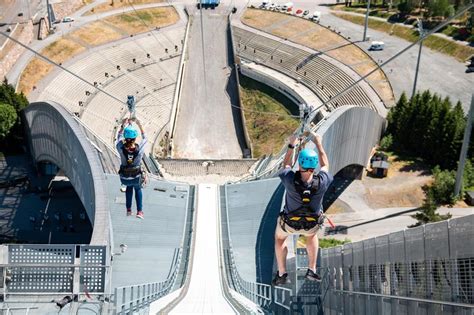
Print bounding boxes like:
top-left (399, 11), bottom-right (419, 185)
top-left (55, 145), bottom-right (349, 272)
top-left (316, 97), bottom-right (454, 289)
top-left (369, 41), bottom-right (385, 51)
top-left (62, 16), bottom-right (75, 23)
top-left (282, 2), bottom-right (293, 10)
top-left (311, 11), bottom-right (321, 22)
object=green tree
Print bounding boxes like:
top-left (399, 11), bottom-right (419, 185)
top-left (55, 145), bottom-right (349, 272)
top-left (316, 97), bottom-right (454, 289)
top-left (410, 166), bottom-right (454, 227)
top-left (0, 78), bottom-right (28, 112)
top-left (427, 0), bottom-right (453, 17)
top-left (430, 166), bottom-right (458, 204)
top-left (398, 0), bottom-right (415, 15)
top-left (463, 160), bottom-right (474, 189)
top-left (0, 103), bottom-right (18, 139)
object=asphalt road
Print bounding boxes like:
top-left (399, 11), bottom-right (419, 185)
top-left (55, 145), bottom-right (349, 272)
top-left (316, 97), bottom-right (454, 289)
top-left (172, 7), bottom-right (245, 159)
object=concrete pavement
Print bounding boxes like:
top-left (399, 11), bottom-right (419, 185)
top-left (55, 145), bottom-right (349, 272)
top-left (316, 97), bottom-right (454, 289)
top-left (172, 7), bottom-right (245, 159)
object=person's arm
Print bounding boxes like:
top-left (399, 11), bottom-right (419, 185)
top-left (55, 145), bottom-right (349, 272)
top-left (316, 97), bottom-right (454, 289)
top-left (135, 118), bottom-right (147, 151)
top-left (116, 118), bottom-right (128, 150)
top-left (311, 132), bottom-right (329, 172)
top-left (135, 118), bottom-right (145, 136)
top-left (282, 134), bottom-right (299, 168)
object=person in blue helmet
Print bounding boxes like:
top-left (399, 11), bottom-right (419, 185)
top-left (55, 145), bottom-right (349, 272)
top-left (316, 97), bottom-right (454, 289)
top-left (116, 118), bottom-right (147, 219)
top-left (272, 131), bottom-right (333, 285)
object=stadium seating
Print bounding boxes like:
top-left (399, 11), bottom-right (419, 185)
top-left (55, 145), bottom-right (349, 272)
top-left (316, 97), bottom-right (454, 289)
top-left (232, 27), bottom-right (377, 111)
top-left (38, 27), bottom-right (186, 152)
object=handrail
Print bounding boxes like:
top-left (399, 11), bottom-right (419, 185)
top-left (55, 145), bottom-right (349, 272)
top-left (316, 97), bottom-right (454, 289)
top-left (113, 247), bottom-right (183, 314)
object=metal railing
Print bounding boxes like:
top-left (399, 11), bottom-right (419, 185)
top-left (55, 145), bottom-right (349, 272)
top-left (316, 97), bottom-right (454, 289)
top-left (321, 215), bottom-right (474, 314)
top-left (223, 248), bottom-right (273, 308)
top-left (113, 247), bottom-right (183, 314)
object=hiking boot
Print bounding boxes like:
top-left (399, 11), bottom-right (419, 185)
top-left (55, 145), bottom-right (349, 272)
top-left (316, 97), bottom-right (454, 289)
top-left (136, 211), bottom-right (144, 219)
top-left (272, 272), bottom-right (290, 286)
top-left (126, 209), bottom-right (132, 216)
top-left (305, 269), bottom-right (322, 282)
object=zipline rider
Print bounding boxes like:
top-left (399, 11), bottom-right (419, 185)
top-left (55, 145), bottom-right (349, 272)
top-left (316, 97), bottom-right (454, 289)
top-left (273, 131), bottom-right (333, 285)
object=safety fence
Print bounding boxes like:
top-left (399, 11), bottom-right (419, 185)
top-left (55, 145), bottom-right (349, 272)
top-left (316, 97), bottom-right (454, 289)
top-left (321, 215), bottom-right (474, 314)
top-left (1, 244), bottom-right (109, 300)
top-left (113, 247), bottom-right (183, 314)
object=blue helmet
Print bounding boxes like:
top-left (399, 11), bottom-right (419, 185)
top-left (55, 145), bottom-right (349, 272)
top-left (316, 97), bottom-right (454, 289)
top-left (124, 125), bottom-right (138, 139)
top-left (298, 148), bottom-right (319, 169)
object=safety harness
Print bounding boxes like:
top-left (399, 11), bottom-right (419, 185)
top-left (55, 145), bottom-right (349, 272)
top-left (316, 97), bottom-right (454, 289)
top-left (119, 145), bottom-right (142, 178)
top-left (281, 171), bottom-right (322, 231)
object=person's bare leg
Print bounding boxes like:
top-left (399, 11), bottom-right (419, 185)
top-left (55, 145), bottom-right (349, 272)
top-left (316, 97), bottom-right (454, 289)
top-left (275, 235), bottom-right (288, 275)
top-left (306, 233), bottom-right (319, 271)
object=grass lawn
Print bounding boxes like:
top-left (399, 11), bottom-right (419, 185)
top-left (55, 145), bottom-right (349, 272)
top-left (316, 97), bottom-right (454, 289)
top-left (103, 6), bottom-right (178, 34)
top-left (239, 75), bottom-right (299, 157)
top-left (19, 39), bottom-right (86, 95)
top-left (84, 0), bottom-right (164, 16)
top-left (333, 12), bottom-right (474, 61)
top-left (69, 21), bottom-right (123, 46)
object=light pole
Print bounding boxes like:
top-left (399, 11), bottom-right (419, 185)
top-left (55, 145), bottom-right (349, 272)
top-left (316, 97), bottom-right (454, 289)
top-left (454, 95), bottom-right (474, 198)
top-left (363, 0), bottom-right (371, 41)
top-left (412, 18), bottom-right (424, 99)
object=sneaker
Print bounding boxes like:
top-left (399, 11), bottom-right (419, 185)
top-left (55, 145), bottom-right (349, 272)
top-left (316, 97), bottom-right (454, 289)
top-left (136, 211), bottom-right (144, 219)
top-left (305, 269), bottom-right (322, 282)
top-left (126, 209), bottom-right (132, 216)
top-left (272, 272), bottom-right (290, 286)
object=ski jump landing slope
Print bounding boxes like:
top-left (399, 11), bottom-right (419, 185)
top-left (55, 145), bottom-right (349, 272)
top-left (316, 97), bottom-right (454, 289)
top-left (173, 8), bottom-right (245, 159)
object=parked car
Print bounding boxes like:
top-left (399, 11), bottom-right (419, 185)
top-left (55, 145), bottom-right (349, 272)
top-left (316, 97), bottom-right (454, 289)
top-left (275, 4), bottom-right (281, 10)
top-left (282, 2), bottom-right (293, 10)
top-left (302, 10), bottom-right (309, 15)
top-left (269, 3), bottom-right (276, 9)
top-left (311, 11), bottom-right (321, 23)
top-left (62, 16), bottom-right (75, 23)
top-left (18, 12), bottom-right (24, 17)
top-left (369, 41), bottom-right (385, 51)
top-left (296, 9), bottom-right (303, 15)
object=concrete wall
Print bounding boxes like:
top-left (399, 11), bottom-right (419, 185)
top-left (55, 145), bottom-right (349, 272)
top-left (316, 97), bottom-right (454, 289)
top-left (240, 62), bottom-right (305, 107)
top-left (23, 101), bottom-right (110, 245)
top-left (316, 106), bottom-right (385, 176)
top-left (229, 16), bottom-right (252, 158)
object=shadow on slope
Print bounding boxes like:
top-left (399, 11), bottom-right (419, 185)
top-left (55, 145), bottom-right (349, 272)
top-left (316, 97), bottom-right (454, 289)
top-left (255, 183), bottom-right (285, 284)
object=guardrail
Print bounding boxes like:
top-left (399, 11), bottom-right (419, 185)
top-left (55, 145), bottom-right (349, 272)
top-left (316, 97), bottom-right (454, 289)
top-left (113, 248), bottom-right (182, 314)
top-left (224, 248), bottom-right (272, 308)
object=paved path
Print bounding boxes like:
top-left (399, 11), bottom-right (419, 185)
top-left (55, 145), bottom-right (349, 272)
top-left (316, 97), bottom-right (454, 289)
top-left (326, 206), bottom-right (473, 242)
top-left (173, 7), bottom-right (245, 159)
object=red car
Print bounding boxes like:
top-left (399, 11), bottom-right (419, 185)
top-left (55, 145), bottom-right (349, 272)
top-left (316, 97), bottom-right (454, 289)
top-left (287, 7), bottom-right (292, 12)
top-left (296, 9), bottom-right (303, 14)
